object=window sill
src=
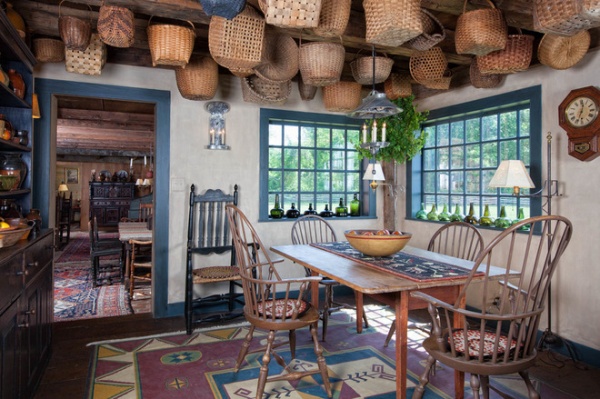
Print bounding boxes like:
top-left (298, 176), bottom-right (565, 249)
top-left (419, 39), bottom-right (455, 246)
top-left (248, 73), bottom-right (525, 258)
top-left (259, 215), bottom-right (376, 223)
top-left (404, 218), bottom-right (541, 234)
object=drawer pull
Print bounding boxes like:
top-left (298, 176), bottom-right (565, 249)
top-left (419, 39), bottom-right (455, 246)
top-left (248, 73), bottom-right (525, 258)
top-left (25, 309), bottom-right (36, 315)
top-left (16, 269), bottom-right (29, 276)
top-left (27, 261), bottom-right (39, 269)
top-left (18, 322), bottom-right (29, 328)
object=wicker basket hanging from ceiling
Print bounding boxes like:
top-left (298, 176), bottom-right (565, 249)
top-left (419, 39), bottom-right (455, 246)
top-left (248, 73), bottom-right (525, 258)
top-left (258, 0), bottom-right (323, 28)
top-left (175, 56), bottom-right (219, 101)
top-left (350, 53), bottom-right (394, 85)
top-left (407, 8), bottom-right (446, 51)
top-left (455, 0), bottom-right (507, 56)
top-left (363, 0), bottom-right (423, 47)
top-left (470, 59), bottom-right (504, 89)
top-left (209, 5), bottom-right (265, 71)
top-left (538, 30), bottom-right (591, 70)
top-left (312, 0), bottom-right (351, 37)
top-left (65, 33), bottom-right (107, 76)
top-left (533, 0), bottom-right (600, 36)
top-left (97, 4), bottom-right (135, 48)
top-left (322, 81), bottom-right (362, 112)
top-left (384, 73), bottom-right (412, 100)
top-left (476, 28), bottom-right (534, 75)
top-left (409, 47), bottom-right (447, 82)
top-left (298, 41), bottom-right (345, 86)
top-left (200, 0), bottom-right (246, 20)
top-left (58, 0), bottom-right (92, 51)
top-left (298, 76), bottom-right (318, 101)
top-left (33, 38), bottom-right (65, 63)
top-left (241, 75), bottom-right (292, 105)
top-left (147, 19), bottom-right (196, 68)
top-left (253, 29), bottom-right (299, 83)
top-left (418, 70), bottom-right (452, 90)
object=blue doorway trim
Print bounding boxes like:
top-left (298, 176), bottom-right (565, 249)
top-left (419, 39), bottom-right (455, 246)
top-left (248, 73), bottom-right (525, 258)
top-left (33, 78), bottom-right (171, 318)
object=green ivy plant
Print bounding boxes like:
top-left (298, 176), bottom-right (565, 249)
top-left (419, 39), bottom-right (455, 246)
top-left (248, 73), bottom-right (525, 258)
top-left (356, 95), bottom-right (429, 164)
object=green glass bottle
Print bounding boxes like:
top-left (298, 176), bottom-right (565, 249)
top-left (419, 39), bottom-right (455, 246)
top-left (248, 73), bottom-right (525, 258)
top-left (494, 205), bottom-right (511, 229)
top-left (479, 204), bottom-right (494, 226)
top-left (427, 204), bottom-right (439, 221)
top-left (350, 193), bottom-right (360, 216)
top-left (512, 207), bottom-right (530, 230)
top-left (449, 204), bottom-right (464, 222)
top-left (415, 203), bottom-right (427, 220)
top-left (269, 194), bottom-right (283, 219)
top-left (464, 203), bottom-right (478, 225)
top-left (335, 197), bottom-right (348, 217)
top-left (438, 204), bottom-right (451, 222)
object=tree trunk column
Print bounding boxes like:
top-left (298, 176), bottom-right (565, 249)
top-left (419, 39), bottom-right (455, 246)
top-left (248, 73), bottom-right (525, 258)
top-left (382, 160), bottom-right (396, 232)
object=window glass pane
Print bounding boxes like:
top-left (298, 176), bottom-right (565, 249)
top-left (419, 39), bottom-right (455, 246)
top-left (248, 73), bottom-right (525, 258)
top-left (269, 171), bottom-right (281, 191)
top-left (438, 123), bottom-right (450, 146)
top-left (300, 126), bottom-right (316, 147)
top-left (347, 174), bottom-right (359, 192)
top-left (316, 127), bottom-right (330, 148)
top-left (316, 150), bottom-right (330, 169)
top-left (300, 171), bottom-right (314, 191)
top-left (450, 171), bottom-right (464, 194)
top-left (423, 172), bottom-right (435, 193)
top-left (500, 140), bottom-right (516, 160)
top-left (331, 150), bottom-right (345, 170)
top-left (437, 147), bottom-right (449, 169)
top-left (316, 172), bottom-right (330, 191)
top-left (332, 172), bottom-right (345, 191)
top-left (316, 194), bottom-right (331, 210)
top-left (423, 149), bottom-right (435, 170)
top-left (283, 171), bottom-right (298, 192)
top-left (481, 142), bottom-right (497, 167)
top-left (269, 147), bottom-right (281, 168)
top-left (466, 118), bottom-right (480, 142)
top-left (482, 169), bottom-right (496, 194)
top-left (424, 126), bottom-right (436, 147)
top-left (284, 125), bottom-right (299, 146)
top-left (283, 193), bottom-right (298, 208)
top-left (466, 170), bottom-right (480, 194)
top-left (300, 148), bottom-right (315, 169)
top-left (482, 115), bottom-right (498, 141)
top-left (499, 111), bottom-right (517, 138)
top-left (520, 138), bottom-right (530, 163)
top-left (520, 109), bottom-right (530, 136)
top-left (466, 144), bottom-right (480, 168)
top-left (332, 129), bottom-right (345, 148)
top-left (450, 121), bottom-right (464, 144)
top-left (451, 146), bottom-right (464, 168)
top-left (347, 129), bottom-right (359, 149)
top-left (283, 148), bottom-right (298, 169)
top-left (347, 151), bottom-right (360, 170)
top-left (437, 172), bottom-right (449, 193)
top-left (269, 124), bottom-right (282, 145)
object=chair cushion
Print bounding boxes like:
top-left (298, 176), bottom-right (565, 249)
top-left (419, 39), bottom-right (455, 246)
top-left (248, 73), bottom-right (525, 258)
top-left (449, 329), bottom-right (517, 357)
top-left (257, 299), bottom-right (309, 319)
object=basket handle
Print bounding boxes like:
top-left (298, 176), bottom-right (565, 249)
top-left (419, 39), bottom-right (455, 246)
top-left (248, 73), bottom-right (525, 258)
top-left (462, 0), bottom-right (496, 13)
top-left (148, 15), bottom-right (195, 31)
top-left (59, 0), bottom-right (93, 20)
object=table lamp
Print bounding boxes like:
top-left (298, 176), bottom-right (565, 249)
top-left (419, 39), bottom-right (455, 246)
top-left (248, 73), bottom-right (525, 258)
top-left (488, 160), bottom-right (535, 195)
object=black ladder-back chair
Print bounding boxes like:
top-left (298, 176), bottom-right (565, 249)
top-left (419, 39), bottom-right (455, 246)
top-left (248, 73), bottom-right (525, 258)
top-left (88, 217), bottom-right (123, 287)
top-left (185, 184), bottom-right (243, 334)
top-left (56, 192), bottom-right (73, 248)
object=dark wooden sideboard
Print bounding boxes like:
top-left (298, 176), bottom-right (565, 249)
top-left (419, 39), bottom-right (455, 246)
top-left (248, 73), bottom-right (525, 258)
top-left (89, 182), bottom-right (135, 227)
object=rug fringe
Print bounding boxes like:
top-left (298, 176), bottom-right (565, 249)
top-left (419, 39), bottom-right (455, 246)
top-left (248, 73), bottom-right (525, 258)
top-left (86, 321), bottom-right (251, 347)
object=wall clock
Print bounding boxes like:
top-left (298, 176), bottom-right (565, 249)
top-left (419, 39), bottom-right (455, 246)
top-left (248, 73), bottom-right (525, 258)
top-left (558, 86), bottom-right (600, 161)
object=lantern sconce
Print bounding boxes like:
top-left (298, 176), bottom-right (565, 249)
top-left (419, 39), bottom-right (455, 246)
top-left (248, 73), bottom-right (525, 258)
top-left (205, 101), bottom-right (231, 150)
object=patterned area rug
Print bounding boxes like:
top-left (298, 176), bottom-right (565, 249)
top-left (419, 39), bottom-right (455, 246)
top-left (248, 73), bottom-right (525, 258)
top-left (56, 233), bottom-right (119, 263)
top-left (54, 261), bottom-right (132, 322)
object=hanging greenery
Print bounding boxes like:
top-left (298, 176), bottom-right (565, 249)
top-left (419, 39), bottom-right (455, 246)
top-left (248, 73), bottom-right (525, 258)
top-left (356, 95), bottom-right (429, 164)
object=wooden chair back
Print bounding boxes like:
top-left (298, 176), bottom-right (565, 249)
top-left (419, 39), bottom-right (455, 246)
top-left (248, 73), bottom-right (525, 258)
top-left (427, 221), bottom-right (484, 261)
top-left (291, 215), bottom-right (337, 245)
top-left (138, 203), bottom-right (153, 222)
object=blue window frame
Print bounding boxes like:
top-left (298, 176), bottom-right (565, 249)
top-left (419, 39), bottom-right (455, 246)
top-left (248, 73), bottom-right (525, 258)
top-left (259, 109), bottom-right (375, 221)
top-left (407, 86), bottom-right (543, 224)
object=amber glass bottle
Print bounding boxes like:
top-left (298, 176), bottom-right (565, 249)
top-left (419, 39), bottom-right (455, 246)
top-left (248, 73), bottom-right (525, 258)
top-left (464, 203), bottom-right (478, 225)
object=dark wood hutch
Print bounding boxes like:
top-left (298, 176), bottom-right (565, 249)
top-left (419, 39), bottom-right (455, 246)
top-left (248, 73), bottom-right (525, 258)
top-left (89, 181), bottom-right (135, 227)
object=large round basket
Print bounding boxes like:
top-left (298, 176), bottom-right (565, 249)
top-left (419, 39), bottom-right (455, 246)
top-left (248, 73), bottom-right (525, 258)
top-left (253, 30), bottom-right (298, 83)
top-left (322, 81), bottom-right (362, 112)
top-left (33, 38), bottom-right (65, 63)
top-left (533, 0), bottom-right (600, 36)
top-left (312, 0), bottom-right (351, 37)
top-left (175, 57), bottom-right (219, 101)
top-left (98, 5), bottom-right (135, 48)
top-left (241, 75), bottom-right (292, 105)
top-left (299, 41), bottom-right (345, 86)
top-left (363, 0), bottom-right (423, 47)
top-left (58, 0), bottom-right (92, 51)
top-left (147, 20), bottom-right (196, 68)
top-left (384, 73), bottom-right (412, 100)
top-left (455, 0), bottom-right (507, 56)
top-left (538, 30), bottom-right (591, 70)
top-left (350, 55), bottom-right (394, 85)
top-left (476, 30), bottom-right (534, 75)
top-left (409, 47), bottom-right (447, 82)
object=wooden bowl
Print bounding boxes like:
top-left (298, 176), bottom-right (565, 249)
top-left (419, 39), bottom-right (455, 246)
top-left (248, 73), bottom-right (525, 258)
top-left (344, 229), bottom-right (412, 257)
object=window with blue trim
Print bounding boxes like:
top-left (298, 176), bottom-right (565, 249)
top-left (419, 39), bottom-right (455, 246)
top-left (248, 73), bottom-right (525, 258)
top-left (259, 109), bottom-right (374, 221)
top-left (408, 86), bottom-right (542, 225)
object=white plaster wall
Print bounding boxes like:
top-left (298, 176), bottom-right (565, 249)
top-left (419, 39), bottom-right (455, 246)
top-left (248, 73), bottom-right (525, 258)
top-left (34, 62), bottom-right (383, 312)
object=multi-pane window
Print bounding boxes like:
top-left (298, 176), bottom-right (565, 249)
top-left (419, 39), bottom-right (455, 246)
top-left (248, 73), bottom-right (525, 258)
top-left (409, 87), bottom-right (542, 223)
top-left (259, 109), bottom-right (370, 220)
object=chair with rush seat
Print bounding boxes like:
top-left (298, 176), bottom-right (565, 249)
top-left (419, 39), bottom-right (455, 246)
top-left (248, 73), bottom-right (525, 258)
top-left (185, 184), bottom-right (242, 334)
top-left (129, 239), bottom-right (152, 300)
top-left (291, 214), bottom-right (368, 341)
top-left (411, 215), bottom-right (573, 399)
top-left (226, 204), bottom-right (332, 399)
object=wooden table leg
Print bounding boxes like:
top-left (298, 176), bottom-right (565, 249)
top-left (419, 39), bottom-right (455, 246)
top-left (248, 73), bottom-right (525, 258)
top-left (394, 291), bottom-right (409, 399)
top-left (454, 291), bottom-right (466, 399)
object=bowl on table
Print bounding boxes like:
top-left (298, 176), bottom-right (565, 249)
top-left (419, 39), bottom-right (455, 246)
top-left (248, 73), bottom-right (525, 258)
top-left (344, 229), bottom-right (412, 257)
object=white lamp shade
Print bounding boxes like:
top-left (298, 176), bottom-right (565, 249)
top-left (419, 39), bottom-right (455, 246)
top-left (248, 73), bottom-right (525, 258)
top-left (58, 183), bottom-right (68, 192)
top-left (488, 160), bottom-right (535, 189)
top-left (362, 162), bottom-right (386, 181)
top-left (136, 179), bottom-right (144, 186)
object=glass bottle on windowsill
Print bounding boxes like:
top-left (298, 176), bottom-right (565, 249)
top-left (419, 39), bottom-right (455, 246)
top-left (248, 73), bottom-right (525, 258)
top-left (285, 203), bottom-right (300, 218)
top-left (269, 194), bottom-right (283, 219)
top-left (319, 204), bottom-right (333, 218)
top-left (427, 204), bottom-right (438, 221)
top-left (449, 204), bottom-right (464, 222)
top-left (479, 204), bottom-right (494, 226)
top-left (415, 203), bottom-right (427, 220)
top-left (438, 204), bottom-right (451, 222)
top-left (464, 203), bottom-right (478, 225)
top-left (350, 193), bottom-right (360, 216)
top-left (304, 203), bottom-right (317, 215)
top-left (494, 205), bottom-right (511, 229)
top-left (335, 197), bottom-right (348, 217)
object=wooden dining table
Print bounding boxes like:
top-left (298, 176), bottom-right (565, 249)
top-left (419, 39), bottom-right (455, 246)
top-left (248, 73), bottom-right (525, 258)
top-left (270, 243), bottom-right (510, 399)
top-left (118, 221), bottom-right (152, 282)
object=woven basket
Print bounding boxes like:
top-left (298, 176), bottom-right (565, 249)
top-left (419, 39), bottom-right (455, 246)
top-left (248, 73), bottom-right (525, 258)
top-left (407, 9), bottom-right (446, 51)
top-left (298, 77), bottom-right (318, 101)
top-left (322, 81), bottom-right (362, 112)
top-left (98, 4), bottom-right (135, 48)
top-left (312, 0), bottom-right (351, 37)
top-left (420, 73), bottom-right (452, 90)
top-left (409, 47), bottom-right (447, 82)
top-left (533, 0), bottom-right (600, 36)
top-left (65, 33), bottom-right (107, 76)
top-left (476, 29), bottom-right (534, 74)
top-left (241, 75), bottom-right (292, 105)
top-left (538, 30), bottom-right (591, 70)
top-left (258, 0), bottom-right (322, 28)
top-left (58, 1), bottom-right (92, 51)
top-left (33, 38), bottom-right (65, 63)
top-left (455, 0), bottom-right (507, 56)
top-left (147, 20), bottom-right (196, 68)
top-left (384, 73), bottom-right (412, 100)
top-left (175, 57), bottom-right (219, 101)
top-left (470, 59), bottom-right (504, 88)
top-left (350, 55), bottom-right (394, 85)
top-left (364, 0), bottom-right (423, 47)
top-left (253, 29), bottom-right (298, 83)
top-left (229, 67), bottom-right (255, 77)
top-left (200, 0), bottom-right (246, 20)
top-left (209, 5), bottom-right (265, 71)
top-left (299, 41), bottom-right (345, 86)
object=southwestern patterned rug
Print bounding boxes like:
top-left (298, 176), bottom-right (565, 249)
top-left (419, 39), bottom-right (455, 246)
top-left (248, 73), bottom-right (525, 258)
top-left (85, 306), bottom-right (547, 399)
top-left (54, 261), bottom-right (132, 322)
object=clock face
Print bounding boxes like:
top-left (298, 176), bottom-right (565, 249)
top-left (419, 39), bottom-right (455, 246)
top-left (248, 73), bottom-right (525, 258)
top-left (565, 96), bottom-right (599, 127)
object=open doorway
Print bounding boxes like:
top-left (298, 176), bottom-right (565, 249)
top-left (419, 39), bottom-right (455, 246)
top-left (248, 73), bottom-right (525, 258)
top-left (34, 78), bottom-right (172, 320)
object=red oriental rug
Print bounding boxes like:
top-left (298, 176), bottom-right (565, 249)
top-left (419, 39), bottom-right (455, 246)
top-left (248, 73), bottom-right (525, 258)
top-left (56, 233), bottom-right (120, 263)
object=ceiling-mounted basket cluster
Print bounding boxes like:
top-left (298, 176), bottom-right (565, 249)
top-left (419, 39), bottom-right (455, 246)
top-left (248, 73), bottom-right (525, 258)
top-left (384, 73), bottom-right (412, 100)
top-left (253, 28), bottom-right (299, 83)
top-left (33, 38), bottom-right (65, 63)
top-left (470, 59), bottom-right (504, 89)
top-left (455, 0), bottom-right (507, 56)
top-left (363, 0), bottom-right (423, 47)
top-left (65, 33), bottom-right (107, 76)
top-left (409, 47), bottom-right (450, 90)
top-left (175, 57), bottom-right (219, 101)
top-left (58, 0), bottom-right (92, 51)
top-left (97, 4), bottom-right (135, 48)
top-left (241, 75), bottom-right (292, 105)
top-left (299, 41), bottom-right (345, 86)
top-left (311, 0), bottom-right (351, 37)
top-left (147, 19), bottom-right (195, 68)
top-left (476, 28), bottom-right (534, 74)
top-left (322, 81), bottom-right (362, 112)
top-left (538, 30), bottom-right (591, 70)
top-left (350, 53), bottom-right (394, 85)
top-left (533, 0), bottom-right (600, 36)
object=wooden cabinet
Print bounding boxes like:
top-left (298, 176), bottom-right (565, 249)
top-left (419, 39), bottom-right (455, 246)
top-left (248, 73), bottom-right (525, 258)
top-left (0, 230), bottom-right (53, 399)
top-left (0, 9), bottom-right (36, 216)
top-left (89, 182), bottom-right (135, 227)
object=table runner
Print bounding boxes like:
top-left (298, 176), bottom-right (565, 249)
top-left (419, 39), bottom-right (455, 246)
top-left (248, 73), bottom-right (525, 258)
top-left (311, 241), bottom-right (475, 282)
